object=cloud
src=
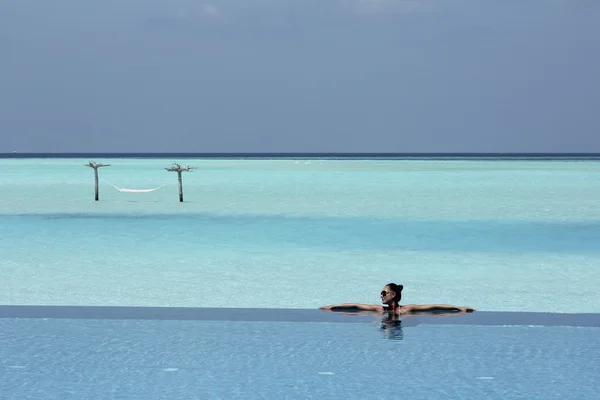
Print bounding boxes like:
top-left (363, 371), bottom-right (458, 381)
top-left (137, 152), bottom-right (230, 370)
top-left (171, 3), bottom-right (224, 22)
top-left (348, 0), bottom-right (439, 15)
top-left (145, 0), bottom-right (439, 32)
top-left (201, 4), bottom-right (220, 17)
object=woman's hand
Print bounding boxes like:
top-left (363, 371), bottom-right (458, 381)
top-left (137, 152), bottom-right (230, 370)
top-left (319, 305), bottom-right (336, 311)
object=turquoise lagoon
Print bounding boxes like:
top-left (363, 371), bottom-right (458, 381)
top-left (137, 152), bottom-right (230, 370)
top-left (1, 157), bottom-right (599, 312)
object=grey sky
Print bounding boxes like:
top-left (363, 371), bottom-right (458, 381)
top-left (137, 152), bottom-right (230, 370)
top-left (1, 0), bottom-right (599, 153)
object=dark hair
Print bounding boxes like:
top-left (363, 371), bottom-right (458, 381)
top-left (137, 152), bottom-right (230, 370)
top-left (385, 283), bottom-right (404, 302)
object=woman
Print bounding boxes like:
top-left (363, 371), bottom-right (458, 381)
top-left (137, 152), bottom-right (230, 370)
top-left (319, 283), bottom-right (475, 314)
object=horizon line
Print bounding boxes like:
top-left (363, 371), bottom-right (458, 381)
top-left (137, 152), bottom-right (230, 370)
top-left (2, 152), bottom-right (600, 158)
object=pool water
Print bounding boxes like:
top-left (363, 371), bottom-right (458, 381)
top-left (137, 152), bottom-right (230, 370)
top-left (1, 308), bottom-right (598, 400)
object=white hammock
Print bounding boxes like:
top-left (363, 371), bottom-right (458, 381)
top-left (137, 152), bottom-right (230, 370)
top-left (105, 182), bottom-right (166, 193)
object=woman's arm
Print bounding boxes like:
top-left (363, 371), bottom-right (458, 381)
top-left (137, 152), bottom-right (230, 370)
top-left (400, 304), bottom-right (475, 314)
top-left (319, 304), bottom-right (384, 312)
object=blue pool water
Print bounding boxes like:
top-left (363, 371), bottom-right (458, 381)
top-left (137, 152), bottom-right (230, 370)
top-left (1, 308), bottom-right (599, 400)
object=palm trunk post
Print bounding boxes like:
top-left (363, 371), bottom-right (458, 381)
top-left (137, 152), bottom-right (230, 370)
top-left (165, 163), bottom-right (195, 202)
top-left (85, 161), bottom-right (111, 201)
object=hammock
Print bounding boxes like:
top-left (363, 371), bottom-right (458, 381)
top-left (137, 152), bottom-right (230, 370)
top-left (105, 182), bottom-right (166, 193)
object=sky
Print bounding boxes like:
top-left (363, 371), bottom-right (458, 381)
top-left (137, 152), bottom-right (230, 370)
top-left (0, 0), bottom-right (599, 153)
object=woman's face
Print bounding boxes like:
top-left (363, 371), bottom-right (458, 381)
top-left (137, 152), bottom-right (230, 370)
top-left (380, 285), bottom-right (395, 304)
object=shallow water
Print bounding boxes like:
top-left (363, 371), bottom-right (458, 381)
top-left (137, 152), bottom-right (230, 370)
top-left (1, 158), bottom-right (599, 312)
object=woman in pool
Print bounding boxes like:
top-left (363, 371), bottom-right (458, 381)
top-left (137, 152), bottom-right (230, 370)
top-left (319, 283), bottom-right (475, 314)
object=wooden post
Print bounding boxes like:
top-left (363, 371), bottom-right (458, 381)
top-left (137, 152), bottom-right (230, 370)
top-left (165, 163), bottom-right (194, 202)
top-left (85, 161), bottom-right (111, 201)
top-left (177, 171), bottom-right (183, 202)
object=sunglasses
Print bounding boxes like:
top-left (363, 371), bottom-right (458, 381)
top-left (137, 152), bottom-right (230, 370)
top-left (381, 290), bottom-right (392, 297)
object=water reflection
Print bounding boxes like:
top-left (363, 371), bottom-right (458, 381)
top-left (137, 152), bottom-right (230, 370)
top-left (380, 313), bottom-right (404, 341)
top-left (378, 310), bottom-right (477, 340)
top-left (327, 309), bottom-right (474, 341)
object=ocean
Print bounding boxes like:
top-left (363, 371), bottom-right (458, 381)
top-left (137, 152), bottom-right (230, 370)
top-left (1, 155), bottom-right (599, 312)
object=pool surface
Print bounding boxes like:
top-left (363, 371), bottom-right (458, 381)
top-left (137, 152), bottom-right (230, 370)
top-left (2, 307), bottom-right (599, 399)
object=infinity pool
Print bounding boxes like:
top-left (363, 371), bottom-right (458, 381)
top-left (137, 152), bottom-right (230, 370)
top-left (1, 307), bottom-right (598, 400)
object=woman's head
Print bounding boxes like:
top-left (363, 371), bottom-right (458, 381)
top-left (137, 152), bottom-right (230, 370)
top-left (381, 283), bottom-right (403, 304)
